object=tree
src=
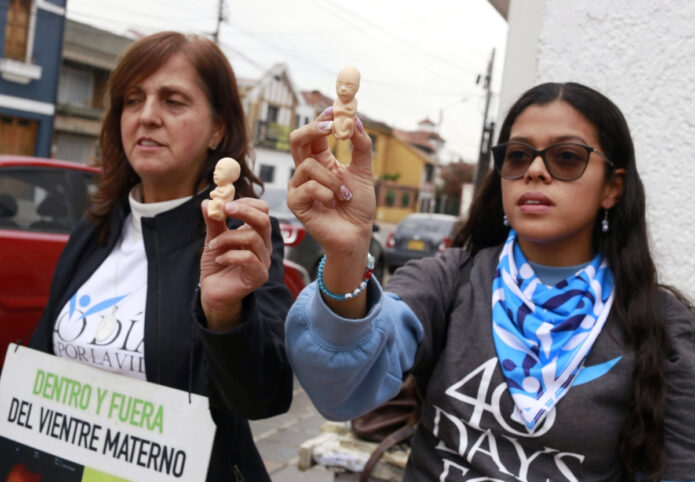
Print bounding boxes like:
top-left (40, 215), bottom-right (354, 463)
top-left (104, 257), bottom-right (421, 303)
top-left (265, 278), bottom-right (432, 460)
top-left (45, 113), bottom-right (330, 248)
top-left (436, 161), bottom-right (475, 215)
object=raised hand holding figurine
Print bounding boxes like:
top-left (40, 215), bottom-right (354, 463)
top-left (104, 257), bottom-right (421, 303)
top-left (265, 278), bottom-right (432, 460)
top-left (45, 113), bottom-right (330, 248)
top-left (289, 89), bottom-right (374, 319)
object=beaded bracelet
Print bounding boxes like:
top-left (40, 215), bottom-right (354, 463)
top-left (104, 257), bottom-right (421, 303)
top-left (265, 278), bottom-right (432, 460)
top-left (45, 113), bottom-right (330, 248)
top-left (317, 253), bottom-right (375, 301)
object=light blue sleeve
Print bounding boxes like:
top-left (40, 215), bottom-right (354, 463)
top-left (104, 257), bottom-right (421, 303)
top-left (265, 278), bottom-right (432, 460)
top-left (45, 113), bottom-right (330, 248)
top-left (285, 278), bottom-right (424, 421)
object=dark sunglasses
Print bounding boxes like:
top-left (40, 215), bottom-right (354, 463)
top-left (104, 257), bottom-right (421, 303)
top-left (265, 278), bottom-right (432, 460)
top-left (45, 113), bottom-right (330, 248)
top-left (491, 141), bottom-right (614, 181)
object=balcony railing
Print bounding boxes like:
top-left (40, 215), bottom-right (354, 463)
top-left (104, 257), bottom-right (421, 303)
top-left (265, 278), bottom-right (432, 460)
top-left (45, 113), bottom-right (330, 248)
top-left (255, 120), bottom-right (291, 152)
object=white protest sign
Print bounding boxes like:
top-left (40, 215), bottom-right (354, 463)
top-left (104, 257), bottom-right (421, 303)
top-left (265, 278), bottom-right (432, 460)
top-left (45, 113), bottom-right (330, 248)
top-left (0, 344), bottom-right (215, 481)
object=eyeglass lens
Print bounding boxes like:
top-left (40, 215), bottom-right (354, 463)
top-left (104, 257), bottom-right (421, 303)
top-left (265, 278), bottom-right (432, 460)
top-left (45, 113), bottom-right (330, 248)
top-left (497, 143), bottom-right (590, 180)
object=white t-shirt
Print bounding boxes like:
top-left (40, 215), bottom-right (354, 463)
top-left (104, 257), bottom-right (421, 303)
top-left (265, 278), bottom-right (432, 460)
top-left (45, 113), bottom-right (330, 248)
top-left (52, 186), bottom-right (191, 379)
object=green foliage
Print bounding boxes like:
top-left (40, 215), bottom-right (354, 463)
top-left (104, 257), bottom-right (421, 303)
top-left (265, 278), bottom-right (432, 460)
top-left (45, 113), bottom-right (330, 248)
top-left (380, 173), bottom-right (401, 181)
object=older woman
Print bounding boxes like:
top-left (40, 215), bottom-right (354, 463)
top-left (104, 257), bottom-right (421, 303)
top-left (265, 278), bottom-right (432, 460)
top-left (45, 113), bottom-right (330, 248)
top-left (30, 32), bottom-right (293, 480)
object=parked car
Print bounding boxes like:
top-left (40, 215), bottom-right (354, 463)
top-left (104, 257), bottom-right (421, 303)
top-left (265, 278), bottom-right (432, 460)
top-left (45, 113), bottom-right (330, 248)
top-left (0, 156), bottom-right (307, 370)
top-left (261, 185), bottom-right (386, 283)
top-left (385, 212), bottom-right (458, 273)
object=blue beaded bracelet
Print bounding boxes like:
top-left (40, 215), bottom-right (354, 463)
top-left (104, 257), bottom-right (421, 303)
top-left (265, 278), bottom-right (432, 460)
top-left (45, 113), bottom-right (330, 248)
top-left (317, 253), bottom-right (375, 301)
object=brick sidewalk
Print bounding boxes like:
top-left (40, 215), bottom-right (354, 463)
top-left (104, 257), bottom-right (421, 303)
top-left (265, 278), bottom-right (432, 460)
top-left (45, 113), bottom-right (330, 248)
top-left (250, 379), bottom-right (335, 481)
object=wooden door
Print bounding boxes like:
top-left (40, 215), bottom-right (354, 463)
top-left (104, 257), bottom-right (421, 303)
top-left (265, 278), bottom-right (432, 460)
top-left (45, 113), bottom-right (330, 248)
top-left (0, 116), bottom-right (38, 155)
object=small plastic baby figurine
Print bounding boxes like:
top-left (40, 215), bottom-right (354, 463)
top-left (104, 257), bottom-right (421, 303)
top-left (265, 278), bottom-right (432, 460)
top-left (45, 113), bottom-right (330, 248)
top-left (332, 66), bottom-right (360, 140)
top-left (207, 157), bottom-right (241, 221)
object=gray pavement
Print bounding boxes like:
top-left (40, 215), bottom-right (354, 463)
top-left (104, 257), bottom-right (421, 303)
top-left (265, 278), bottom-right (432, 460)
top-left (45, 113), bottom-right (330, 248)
top-left (250, 378), bottom-right (335, 481)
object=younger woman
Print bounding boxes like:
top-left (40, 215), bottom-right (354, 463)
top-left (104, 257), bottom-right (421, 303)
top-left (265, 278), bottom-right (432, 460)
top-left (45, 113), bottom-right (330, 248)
top-left (285, 83), bottom-right (695, 480)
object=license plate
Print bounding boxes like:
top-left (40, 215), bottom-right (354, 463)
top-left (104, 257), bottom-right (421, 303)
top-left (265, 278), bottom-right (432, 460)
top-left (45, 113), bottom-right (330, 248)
top-left (407, 240), bottom-right (425, 250)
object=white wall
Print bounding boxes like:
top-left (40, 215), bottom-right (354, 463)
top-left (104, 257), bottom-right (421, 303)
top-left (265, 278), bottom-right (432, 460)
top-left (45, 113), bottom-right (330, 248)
top-left (498, 0), bottom-right (695, 298)
top-left (254, 147), bottom-right (295, 187)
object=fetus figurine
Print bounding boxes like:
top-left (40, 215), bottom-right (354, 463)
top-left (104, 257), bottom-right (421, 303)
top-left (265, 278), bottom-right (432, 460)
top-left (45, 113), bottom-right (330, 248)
top-left (332, 66), bottom-right (360, 140)
top-left (207, 157), bottom-right (241, 221)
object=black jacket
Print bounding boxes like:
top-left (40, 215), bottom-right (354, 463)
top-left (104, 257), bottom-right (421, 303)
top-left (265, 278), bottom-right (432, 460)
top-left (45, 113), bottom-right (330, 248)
top-left (30, 191), bottom-right (294, 481)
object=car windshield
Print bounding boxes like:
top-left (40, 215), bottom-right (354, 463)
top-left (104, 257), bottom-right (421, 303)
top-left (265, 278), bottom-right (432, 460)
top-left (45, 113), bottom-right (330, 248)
top-left (261, 186), bottom-right (295, 218)
top-left (398, 217), bottom-right (454, 235)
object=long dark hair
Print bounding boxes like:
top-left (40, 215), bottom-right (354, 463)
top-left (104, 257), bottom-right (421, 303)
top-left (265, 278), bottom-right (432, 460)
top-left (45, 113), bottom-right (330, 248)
top-left (453, 82), bottom-right (680, 479)
top-left (87, 31), bottom-right (261, 240)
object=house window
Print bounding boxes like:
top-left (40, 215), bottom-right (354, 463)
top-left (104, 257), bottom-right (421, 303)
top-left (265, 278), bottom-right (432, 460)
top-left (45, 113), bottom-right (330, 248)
top-left (267, 105), bottom-right (279, 123)
top-left (4, 0), bottom-right (31, 61)
top-left (58, 65), bottom-right (94, 107)
top-left (424, 164), bottom-right (434, 183)
top-left (54, 132), bottom-right (97, 164)
top-left (259, 164), bottom-right (275, 183)
top-left (369, 133), bottom-right (377, 155)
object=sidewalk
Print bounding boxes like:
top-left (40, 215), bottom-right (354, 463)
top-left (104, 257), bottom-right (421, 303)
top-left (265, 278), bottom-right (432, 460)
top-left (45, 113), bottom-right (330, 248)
top-left (250, 378), bottom-right (334, 481)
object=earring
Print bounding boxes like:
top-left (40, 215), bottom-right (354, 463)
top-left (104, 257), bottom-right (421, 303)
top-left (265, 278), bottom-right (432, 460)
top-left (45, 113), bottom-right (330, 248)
top-left (601, 210), bottom-right (609, 233)
top-left (503, 214), bottom-right (509, 227)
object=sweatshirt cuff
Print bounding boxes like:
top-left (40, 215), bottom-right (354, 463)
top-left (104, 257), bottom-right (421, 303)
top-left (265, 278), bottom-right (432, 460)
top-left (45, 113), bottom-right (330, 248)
top-left (191, 285), bottom-right (258, 337)
top-left (308, 277), bottom-right (384, 348)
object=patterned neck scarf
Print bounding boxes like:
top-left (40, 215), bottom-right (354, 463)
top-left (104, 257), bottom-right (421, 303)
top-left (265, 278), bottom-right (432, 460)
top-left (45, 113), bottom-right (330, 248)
top-left (491, 230), bottom-right (615, 430)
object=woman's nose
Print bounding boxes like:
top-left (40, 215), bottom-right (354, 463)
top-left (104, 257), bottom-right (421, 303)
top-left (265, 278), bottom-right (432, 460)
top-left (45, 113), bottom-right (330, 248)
top-left (524, 153), bottom-right (551, 181)
top-left (139, 98), bottom-right (161, 125)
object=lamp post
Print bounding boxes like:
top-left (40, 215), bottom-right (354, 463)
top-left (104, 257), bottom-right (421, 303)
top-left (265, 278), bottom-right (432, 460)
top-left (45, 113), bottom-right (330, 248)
top-left (473, 48), bottom-right (496, 193)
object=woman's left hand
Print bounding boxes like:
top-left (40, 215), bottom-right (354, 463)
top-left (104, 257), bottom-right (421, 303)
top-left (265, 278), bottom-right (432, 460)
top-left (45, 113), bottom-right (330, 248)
top-left (199, 198), bottom-right (272, 331)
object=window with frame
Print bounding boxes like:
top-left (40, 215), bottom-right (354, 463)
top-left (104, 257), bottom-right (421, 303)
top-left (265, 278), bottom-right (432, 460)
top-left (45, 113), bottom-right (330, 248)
top-left (369, 133), bottom-right (377, 155)
top-left (58, 65), bottom-right (95, 107)
top-left (4, 0), bottom-right (32, 61)
top-left (267, 105), bottom-right (279, 123)
top-left (54, 132), bottom-right (97, 165)
top-left (424, 164), bottom-right (435, 183)
top-left (259, 164), bottom-right (275, 183)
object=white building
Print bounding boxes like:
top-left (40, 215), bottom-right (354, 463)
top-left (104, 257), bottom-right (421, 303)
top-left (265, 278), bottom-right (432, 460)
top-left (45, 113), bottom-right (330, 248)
top-left (493, 0), bottom-right (695, 299)
top-left (239, 63), bottom-right (313, 188)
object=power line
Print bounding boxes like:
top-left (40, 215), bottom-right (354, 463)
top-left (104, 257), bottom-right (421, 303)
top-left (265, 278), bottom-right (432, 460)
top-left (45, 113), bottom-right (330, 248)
top-left (218, 41), bottom-right (267, 73)
top-left (70, 0), bottom-right (214, 24)
top-left (308, 0), bottom-right (480, 95)
top-left (320, 0), bottom-right (479, 76)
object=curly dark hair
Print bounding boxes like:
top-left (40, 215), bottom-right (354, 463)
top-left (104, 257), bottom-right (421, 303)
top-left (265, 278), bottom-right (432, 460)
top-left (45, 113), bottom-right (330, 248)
top-left (453, 81), bottom-right (692, 480)
top-left (87, 31), bottom-right (261, 241)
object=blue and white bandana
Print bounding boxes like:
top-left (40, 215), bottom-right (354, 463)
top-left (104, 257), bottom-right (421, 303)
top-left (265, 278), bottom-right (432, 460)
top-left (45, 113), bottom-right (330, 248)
top-left (491, 230), bottom-right (615, 429)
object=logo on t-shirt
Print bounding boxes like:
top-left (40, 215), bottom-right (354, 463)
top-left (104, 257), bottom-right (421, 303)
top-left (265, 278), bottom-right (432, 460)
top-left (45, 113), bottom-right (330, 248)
top-left (432, 356), bottom-right (621, 480)
top-left (53, 291), bottom-right (146, 378)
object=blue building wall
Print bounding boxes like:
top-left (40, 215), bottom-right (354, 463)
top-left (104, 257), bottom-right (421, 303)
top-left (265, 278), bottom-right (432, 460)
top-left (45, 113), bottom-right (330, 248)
top-left (0, 0), bottom-right (67, 157)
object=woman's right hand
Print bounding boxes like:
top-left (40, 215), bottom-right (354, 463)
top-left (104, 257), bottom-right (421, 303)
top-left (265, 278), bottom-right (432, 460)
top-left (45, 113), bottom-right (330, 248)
top-left (288, 107), bottom-right (375, 261)
top-left (288, 108), bottom-right (375, 317)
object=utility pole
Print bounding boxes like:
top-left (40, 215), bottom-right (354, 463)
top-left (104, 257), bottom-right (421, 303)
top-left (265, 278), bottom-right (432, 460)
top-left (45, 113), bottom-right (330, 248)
top-left (473, 48), bottom-right (495, 193)
top-left (213, 0), bottom-right (225, 44)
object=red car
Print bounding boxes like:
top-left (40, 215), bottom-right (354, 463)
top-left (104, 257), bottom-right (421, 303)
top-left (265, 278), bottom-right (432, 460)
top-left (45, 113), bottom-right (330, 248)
top-left (0, 156), bottom-right (307, 369)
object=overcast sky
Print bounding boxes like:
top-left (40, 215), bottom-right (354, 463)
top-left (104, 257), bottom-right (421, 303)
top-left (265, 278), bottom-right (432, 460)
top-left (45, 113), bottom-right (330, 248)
top-left (66, 0), bottom-right (508, 163)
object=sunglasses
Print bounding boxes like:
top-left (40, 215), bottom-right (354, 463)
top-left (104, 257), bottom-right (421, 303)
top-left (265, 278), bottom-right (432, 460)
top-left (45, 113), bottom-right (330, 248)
top-left (491, 141), bottom-right (614, 181)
